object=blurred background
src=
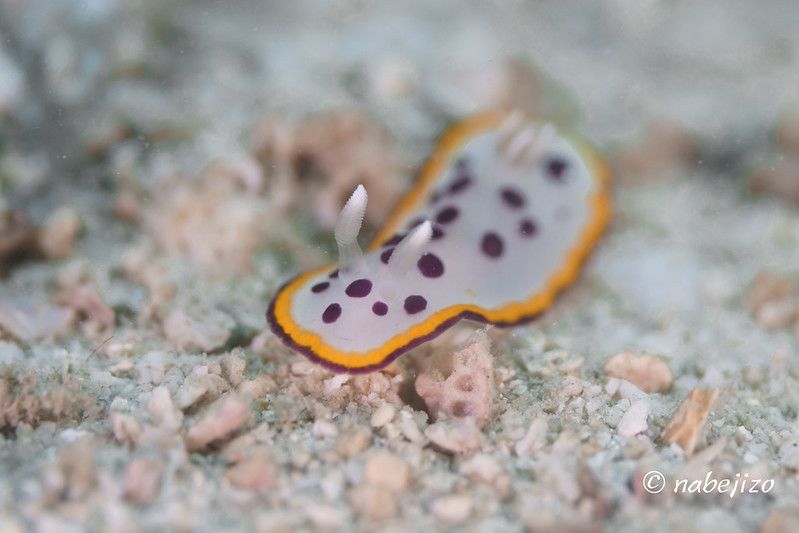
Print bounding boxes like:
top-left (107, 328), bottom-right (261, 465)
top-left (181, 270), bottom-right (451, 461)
top-left (2, 1), bottom-right (799, 531)
top-left (2, 1), bottom-right (798, 210)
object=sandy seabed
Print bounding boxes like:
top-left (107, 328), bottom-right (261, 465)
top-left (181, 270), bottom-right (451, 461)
top-left (2, 1), bottom-right (799, 531)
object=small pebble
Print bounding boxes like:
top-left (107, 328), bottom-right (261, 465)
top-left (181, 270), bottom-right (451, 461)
top-left (431, 494), bottom-right (472, 525)
top-left (398, 410), bottom-right (426, 444)
top-left (515, 415), bottom-right (548, 456)
top-left (110, 412), bottom-right (142, 447)
top-left (222, 352), bottom-right (246, 387)
top-left (148, 386), bottom-right (183, 432)
top-left (371, 404), bottom-right (396, 428)
top-left (312, 419), bottom-right (339, 438)
top-left (757, 299), bottom-right (798, 331)
top-left (459, 453), bottom-right (510, 497)
top-left (363, 450), bottom-right (410, 492)
top-left (225, 452), bottom-right (277, 491)
top-left (38, 208), bottom-right (81, 260)
top-left (617, 399), bottom-right (650, 438)
top-left (349, 484), bottom-right (396, 520)
top-left (425, 419), bottom-right (486, 454)
top-left (306, 503), bottom-right (348, 530)
top-left (660, 388), bottom-right (718, 455)
top-left (123, 458), bottom-right (163, 505)
top-left (335, 426), bottom-right (372, 459)
top-left (604, 351), bottom-right (672, 393)
top-left (184, 395), bottom-right (251, 451)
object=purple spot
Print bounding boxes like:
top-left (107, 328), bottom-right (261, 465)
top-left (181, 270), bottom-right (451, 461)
top-left (436, 206), bottom-right (459, 225)
top-left (322, 303), bottom-right (341, 323)
top-left (380, 247), bottom-right (394, 264)
top-left (383, 233), bottom-right (404, 247)
top-left (417, 253), bottom-right (444, 278)
top-left (372, 301), bottom-right (388, 316)
top-left (519, 218), bottom-right (538, 237)
top-left (449, 175), bottom-right (472, 194)
top-left (404, 295), bottom-right (427, 314)
top-left (329, 269), bottom-right (339, 279)
top-left (546, 157), bottom-right (568, 181)
top-left (431, 225), bottom-right (445, 240)
top-left (500, 187), bottom-right (526, 208)
top-left (311, 282), bottom-right (330, 293)
top-left (345, 279), bottom-right (372, 298)
top-left (481, 232), bottom-right (504, 258)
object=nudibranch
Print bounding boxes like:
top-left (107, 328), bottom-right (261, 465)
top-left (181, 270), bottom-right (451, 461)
top-left (267, 111), bottom-right (612, 373)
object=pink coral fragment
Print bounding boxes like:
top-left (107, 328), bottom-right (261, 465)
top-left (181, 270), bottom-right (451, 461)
top-left (415, 330), bottom-right (495, 428)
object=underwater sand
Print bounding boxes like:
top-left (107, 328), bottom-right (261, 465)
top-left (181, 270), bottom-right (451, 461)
top-left (2, 1), bottom-right (799, 531)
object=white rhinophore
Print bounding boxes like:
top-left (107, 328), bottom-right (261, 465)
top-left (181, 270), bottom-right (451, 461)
top-left (505, 126), bottom-right (537, 164)
top-left (525, 123), bottom-right (556, 164)
top-left (389, 220), bottom-right (433, 276)
top-left (499, 110), bottom-right (524, 140)
top-left (497, 111), bottom-right (523, 155)
top-left (334, 184), bottom-right (367, 272)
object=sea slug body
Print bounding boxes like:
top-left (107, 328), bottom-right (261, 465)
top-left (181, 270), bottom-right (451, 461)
top-left (267, 111), bottom-right (612, 373)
